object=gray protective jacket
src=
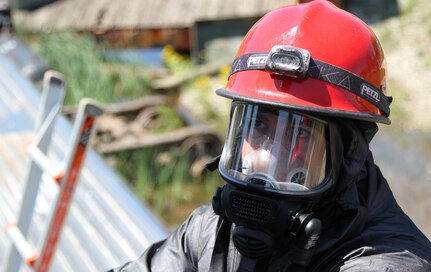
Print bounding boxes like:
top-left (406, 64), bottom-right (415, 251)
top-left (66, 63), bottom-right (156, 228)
top-left (111, 120), bottom-right (431, 272)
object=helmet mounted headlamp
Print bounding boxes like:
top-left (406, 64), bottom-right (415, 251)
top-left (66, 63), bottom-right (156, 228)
top-left (266, 45), bottom-right (311, 78)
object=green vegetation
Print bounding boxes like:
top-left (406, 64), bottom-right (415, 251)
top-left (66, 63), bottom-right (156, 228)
top-left (30, 31), bottom-right (152, 105)
top-left (115, 146), bottom-right (222, 227)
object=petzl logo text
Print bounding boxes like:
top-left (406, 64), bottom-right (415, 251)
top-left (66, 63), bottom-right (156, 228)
top-left (247, 54), bottom-right (268, 67)
top-left (360, 83), bottom-right (380, 102)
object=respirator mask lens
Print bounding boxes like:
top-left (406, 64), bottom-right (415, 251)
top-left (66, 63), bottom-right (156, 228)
top-left (220, 103), bottom-right (328, 194)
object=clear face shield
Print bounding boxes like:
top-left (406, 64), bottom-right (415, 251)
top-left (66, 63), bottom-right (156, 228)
top-left (219, 103), bottom-right (329, 195)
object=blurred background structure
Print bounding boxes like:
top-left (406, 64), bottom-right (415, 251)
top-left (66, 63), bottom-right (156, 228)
top-left (0, 0), bottom-right (430, 270)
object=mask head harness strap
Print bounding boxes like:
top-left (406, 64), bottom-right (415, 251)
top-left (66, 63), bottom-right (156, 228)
top-left (229, 45), bottom-right (392, 116)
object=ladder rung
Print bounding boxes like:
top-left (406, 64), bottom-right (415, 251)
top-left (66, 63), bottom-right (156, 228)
top-left (27, 144), bottom-right (64, 183)
top-left (3, 222), bottom-right (39, 267)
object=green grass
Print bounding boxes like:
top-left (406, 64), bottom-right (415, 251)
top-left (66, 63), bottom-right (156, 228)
top-left (28, 31), bottom-right (152, 104)
top-left (115, 146), bottom-right (223, 227)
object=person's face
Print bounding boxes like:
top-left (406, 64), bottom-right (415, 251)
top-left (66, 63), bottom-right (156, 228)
top-left (220, 104), bottom-right (328, 191)
top-left (241, 111), bottom-right (313, 165)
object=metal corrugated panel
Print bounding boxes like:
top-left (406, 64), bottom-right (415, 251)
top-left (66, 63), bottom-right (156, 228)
top-left (0, 36), bottom-right (168, 271)
top-left (13, 0), bottom-right (295, 30)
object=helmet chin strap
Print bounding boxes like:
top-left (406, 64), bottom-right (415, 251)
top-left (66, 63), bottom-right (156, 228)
top-left (212, 183), bottom-right (322, 271)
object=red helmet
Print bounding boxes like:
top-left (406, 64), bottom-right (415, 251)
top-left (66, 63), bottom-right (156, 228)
top-left (217, 0), bottom-right (391, 124)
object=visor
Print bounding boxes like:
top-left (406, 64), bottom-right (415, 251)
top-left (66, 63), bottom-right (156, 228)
top-left (219, 103), bottom-right (330, 195)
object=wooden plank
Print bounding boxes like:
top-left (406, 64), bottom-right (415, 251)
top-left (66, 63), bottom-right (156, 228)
top-left (14, 0), bottom-right (294, 31)
top-left (150, 59), bottom-right (230, 90)
top-left (95, 125), bottom-right (218, 153)
top-left (63, 95), bottom-right (175, 116)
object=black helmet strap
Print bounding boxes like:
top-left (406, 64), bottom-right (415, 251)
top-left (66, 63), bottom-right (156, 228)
top-left (229, 46), bottom-right (392, 116)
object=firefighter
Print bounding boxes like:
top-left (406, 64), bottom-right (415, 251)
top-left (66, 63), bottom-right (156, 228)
top-left (111, 1), bottom-right (431, 271)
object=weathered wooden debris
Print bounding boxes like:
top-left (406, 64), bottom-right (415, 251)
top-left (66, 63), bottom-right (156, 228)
top-left (150, 58), bottom-right (230, 91)
top-left (96, 124), bottom-right (219, 153)
top-left (62, 95), bottom-right (175, 116)
top-left (63, 95), bottom-right (221, 157)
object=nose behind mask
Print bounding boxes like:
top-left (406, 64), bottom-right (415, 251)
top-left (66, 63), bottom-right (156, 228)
top-left (242, 143), bottom-right (309, 188)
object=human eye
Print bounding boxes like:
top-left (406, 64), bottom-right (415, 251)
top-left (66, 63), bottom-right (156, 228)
top-left (254, 118), bottom-right (268, 131)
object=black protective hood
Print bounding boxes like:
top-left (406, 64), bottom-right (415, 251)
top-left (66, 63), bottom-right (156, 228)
top-left (313, 118), bottom-right (378, 246)
top-left (327, 119), bottom-right (378, 196)
top-left (308, 118), bottom-right (378, 236)
top-left (317, 118), bottom-right (378, 214)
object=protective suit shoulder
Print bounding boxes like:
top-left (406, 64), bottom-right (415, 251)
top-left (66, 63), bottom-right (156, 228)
top-left (108, 205), bottom-right (219, 272)
top-left (337, 247), bottom-right (431, 272)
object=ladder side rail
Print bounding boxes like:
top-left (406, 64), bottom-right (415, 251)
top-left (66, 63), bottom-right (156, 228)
top-left (2, 71), bottom-right (65, 272)
top-left (34, 99), bottom-right (103, 272)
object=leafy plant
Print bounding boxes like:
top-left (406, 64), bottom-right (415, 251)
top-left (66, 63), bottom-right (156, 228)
top-left (115, 146), bottom-right (223, 226)
top-left (28, 31), bottom-right (151, 104)
top-left (162, 45), bottom-right (194, 73)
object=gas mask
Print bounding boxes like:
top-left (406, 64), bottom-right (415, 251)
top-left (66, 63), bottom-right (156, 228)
top-left (212, 103), bottom-right (333, 267)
